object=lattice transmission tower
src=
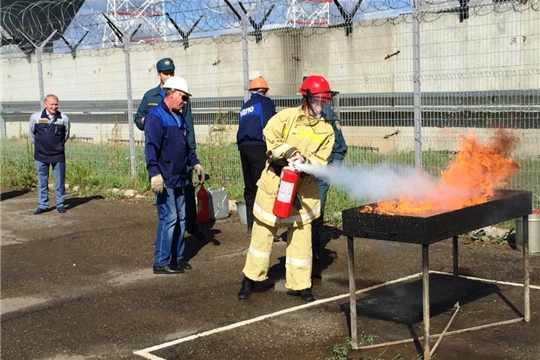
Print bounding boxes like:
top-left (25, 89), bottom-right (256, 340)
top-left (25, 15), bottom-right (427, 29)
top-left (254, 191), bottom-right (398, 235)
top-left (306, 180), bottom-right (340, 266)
top-left (102, 0), bottom-right (167, 47)
top-left (286, 0), bottom-right (331, 27)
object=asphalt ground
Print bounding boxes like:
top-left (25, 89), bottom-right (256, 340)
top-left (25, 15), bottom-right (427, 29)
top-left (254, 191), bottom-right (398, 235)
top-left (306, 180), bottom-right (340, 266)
top-left (1, 189), bottom-right (539, 360)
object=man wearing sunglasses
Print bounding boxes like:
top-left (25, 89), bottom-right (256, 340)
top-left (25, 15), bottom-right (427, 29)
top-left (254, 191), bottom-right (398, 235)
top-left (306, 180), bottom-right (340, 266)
top-left (144, 76), bottom-right (206, 274)
top-left (136, 58), bottom-right (207, 242)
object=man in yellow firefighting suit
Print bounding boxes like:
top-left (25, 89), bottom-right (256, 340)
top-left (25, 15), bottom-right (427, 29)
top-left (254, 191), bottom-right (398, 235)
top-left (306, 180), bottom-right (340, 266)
top-left (237, 75), bottom-right (336, 302)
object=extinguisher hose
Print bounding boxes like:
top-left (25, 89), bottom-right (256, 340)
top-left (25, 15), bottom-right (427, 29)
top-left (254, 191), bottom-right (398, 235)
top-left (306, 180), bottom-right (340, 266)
top-left (293, 177), bottom-right (305, 210)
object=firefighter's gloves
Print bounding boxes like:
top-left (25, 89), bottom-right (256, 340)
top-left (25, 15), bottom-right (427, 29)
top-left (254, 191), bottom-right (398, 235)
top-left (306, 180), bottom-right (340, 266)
top-left (288, 152), bottom-right (306, 172)
top-left (194, 164), bottom-right (206, 184)
top-left (151, 174), bottom-right (165, 194)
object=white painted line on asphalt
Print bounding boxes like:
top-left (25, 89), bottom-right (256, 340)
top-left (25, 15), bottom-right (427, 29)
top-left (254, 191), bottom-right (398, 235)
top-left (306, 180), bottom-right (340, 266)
top-left (133, 271), bottom-right (539, 359)
top-left (431, 270), bottom-right (540, 290)
top-left (132, 272), bottom-right (423, 359)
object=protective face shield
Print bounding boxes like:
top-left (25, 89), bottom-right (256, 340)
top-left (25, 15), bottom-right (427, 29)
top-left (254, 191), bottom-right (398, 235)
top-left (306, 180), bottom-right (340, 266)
top-left (306, 92), bottom-right (340, 121)
top-left (299, 75), bottom-right (337, 120)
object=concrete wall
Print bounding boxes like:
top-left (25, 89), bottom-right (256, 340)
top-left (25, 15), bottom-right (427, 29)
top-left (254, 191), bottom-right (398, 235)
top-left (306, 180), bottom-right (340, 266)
top-left (1, 6), bottom-right (538, 102)
top-left (1, 6), bottom-right (538, 156)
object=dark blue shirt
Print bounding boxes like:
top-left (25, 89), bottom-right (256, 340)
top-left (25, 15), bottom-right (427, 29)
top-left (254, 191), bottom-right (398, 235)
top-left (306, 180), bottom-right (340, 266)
top-left (144, 101), bottom-right (200, 188)
top-left (236, 93), bottom-right (276, 149)
top-left (136, 85), bottom-right (196, 150)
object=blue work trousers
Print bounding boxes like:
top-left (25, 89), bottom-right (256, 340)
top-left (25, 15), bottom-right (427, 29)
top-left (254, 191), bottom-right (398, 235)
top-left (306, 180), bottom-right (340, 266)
top-left (311, 176), bottom-right (330, 253)
top-left (153, 187), bottom-right (187, 267)
top-left (35, 160), bottom-right (66, 209)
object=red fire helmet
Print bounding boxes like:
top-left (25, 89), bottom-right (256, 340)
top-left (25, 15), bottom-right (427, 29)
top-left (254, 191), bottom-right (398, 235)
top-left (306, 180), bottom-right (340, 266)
top-left (299, 75), bottom-right (332, 101)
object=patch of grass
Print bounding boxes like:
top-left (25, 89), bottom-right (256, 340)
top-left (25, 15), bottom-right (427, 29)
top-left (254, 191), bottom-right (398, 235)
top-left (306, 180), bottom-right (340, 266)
top-left (195, 106), bottom-right (243, 200)
top-left (0, 136), bottom-right (35, 188)
top-left (2, 138), bottom-right (539, 223)
top-left (0, 137), bottom-right (149, 197)
top-left (327, 333), bottom-right (425, 360)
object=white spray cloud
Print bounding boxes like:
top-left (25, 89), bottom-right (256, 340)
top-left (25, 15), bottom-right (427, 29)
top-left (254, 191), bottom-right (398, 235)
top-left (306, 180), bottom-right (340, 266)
top-left (296, 162), bottom-right (440, 204)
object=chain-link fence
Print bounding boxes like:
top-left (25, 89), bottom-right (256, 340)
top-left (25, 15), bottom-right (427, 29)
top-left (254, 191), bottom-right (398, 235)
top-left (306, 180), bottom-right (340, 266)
top-left (1, 0), bottom-right (539, 206)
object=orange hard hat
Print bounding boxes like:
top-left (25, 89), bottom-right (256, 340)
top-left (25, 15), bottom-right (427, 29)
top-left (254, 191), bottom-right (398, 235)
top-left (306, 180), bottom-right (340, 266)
top-left (248, 77), bottom-right (269, 91)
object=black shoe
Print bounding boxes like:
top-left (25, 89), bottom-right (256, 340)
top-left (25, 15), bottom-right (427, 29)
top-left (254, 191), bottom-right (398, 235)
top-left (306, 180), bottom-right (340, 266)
top-left (313, 251), bottom-right (321, 262)
top-left (153, 265), bottom-right (184, 274)
top-left (286, 288), bottom-right (315, 302)
top-left (33, 207), bottom-right (47, 215)
top-left (237, 276), bottom-right (256, 300)
top-left (57, 206), bottom-right (66, 213)
top-left (188, 229), bottom-right (207, 241)
top-left (175, 258), bottom-right (192, 270)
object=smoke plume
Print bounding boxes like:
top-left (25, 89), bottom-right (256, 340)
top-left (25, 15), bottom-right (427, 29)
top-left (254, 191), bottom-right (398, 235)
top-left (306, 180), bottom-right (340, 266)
top-left (297, 162), bottom-right (439, 203)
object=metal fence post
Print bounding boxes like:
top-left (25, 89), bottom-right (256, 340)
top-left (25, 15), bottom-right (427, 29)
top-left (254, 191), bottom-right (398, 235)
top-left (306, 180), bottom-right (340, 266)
top-left (412, 0), bottom-right (422, 168)
top-left (241, 15), bottom-right (250, 103)
top-left (123, 32), bottom-right (137, 178)
top-left (0, 103), bottom-right (5, 137)
top-left (20, 30), bottom-right (57, 104)
top-left (241, 0), bottom-right (261, 102)
top-left (102, 13), bottom-right (138, 177)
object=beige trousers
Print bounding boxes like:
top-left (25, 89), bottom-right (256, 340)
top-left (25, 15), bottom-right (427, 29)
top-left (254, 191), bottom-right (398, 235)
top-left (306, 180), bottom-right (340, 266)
top-left (242, 218), bottom-right (313, 291)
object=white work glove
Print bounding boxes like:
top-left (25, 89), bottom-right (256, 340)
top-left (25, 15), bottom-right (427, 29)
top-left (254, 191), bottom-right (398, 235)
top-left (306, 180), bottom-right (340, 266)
top-left (151, 174), bottom-right (165, 194)
top-left (288, 152), bottom-right (305, 172)
top-left (194, 164), bottom-right (205, 184)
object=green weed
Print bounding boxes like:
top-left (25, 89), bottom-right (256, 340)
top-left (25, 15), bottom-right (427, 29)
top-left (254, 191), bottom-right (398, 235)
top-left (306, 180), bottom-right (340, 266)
top-left (326, 333), bottom-right (423, 360)
top-left (1, 138), bottom-right (539, 220)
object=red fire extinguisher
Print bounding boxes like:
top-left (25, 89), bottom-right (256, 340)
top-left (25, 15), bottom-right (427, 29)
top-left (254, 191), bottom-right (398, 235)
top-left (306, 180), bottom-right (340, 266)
top-left (197, 184), bottom-right (210, 224)
top-left (273, 166), bottom-right (300, 218)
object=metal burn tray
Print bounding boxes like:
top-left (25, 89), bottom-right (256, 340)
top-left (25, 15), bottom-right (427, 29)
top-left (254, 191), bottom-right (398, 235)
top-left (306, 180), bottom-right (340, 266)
top-left (342, 189), bottom-right (532, 245)
top-left (342, 189), bottom-right (533, 359)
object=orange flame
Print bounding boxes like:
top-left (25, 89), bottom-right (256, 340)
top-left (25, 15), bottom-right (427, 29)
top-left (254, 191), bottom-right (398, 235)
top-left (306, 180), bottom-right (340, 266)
top-left (364, 129), bottom-right (521, 215)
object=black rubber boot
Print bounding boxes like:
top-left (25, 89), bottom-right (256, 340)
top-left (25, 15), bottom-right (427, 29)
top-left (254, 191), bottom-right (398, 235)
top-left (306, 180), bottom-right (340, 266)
top-left (286, 288), bottom-right (315, 302)
top-left (237, 276), bottom-right (256, 300)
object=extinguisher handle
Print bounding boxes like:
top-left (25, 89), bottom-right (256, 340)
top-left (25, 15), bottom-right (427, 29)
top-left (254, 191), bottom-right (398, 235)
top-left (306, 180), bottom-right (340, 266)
top-left (193, 173), bottom-right (211, 187)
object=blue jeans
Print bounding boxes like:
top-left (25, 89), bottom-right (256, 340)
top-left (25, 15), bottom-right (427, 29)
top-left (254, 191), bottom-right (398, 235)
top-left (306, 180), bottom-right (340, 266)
top-left (153, 187), bottom-right (186, 267)
top-left (35, 160), bottom-right (66, 209)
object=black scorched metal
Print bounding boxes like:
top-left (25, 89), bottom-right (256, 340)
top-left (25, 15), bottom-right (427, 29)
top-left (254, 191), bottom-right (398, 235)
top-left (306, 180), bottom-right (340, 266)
top-left (342, 189), bottom-right (532, 245)
top-left (342, 189), bottom-right (532, 359)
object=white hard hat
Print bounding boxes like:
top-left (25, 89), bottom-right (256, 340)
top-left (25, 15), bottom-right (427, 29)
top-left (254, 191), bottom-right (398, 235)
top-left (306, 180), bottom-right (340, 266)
top-left (163, 76), bottom-right (191, 96)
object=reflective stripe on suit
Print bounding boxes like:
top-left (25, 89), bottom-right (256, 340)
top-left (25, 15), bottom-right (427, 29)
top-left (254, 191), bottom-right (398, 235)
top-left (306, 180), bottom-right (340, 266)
top-left (242, 106), bottom-right (335, 290)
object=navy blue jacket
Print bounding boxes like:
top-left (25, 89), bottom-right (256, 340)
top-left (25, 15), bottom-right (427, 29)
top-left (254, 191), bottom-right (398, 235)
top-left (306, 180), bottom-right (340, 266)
top-left (144, 101), bottom-right (200, 188)
top-left (29, 109), bottom-right (70, 163)
top-left (322, 104), bottom-right (348, 164)
top-left (236, 93), bottom-right (276, 148)
top-left (136, 85), bottom-right (196, 150)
